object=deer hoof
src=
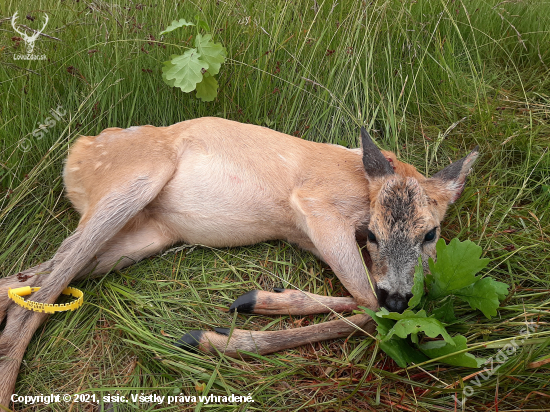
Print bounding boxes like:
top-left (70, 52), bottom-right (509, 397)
top-left (229, 290), bottom-right (258, 313)
top-left (174, 330), bottom-right (204, 354)
top-left (174, 328), bottom-right (235, 355)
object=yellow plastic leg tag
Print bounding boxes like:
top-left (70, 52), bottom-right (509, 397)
top-left (8, 286), bottom-right (84, 313)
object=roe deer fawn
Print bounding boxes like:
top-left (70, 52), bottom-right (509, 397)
top-left (0, 117), bottom-right (478, 406)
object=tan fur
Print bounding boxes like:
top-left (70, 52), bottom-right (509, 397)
top-left (0, 117), bottom-right (478, 406)
top-left (246, 290), bottom-right (357, 315)
top-left (196, 313), bottom-right (375, 357)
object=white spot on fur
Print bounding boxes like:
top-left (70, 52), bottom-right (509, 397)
top-left (94, 162), bottom-right (103, 170)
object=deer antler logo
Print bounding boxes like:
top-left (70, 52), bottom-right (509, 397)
top-left (11, 12), bottom-right (49, 55)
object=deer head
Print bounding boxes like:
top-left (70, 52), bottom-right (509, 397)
top-left (361, 127), bottom-right (479, 312)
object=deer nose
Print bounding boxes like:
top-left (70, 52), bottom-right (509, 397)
top-left (378, 291), bottom-right (413, 313)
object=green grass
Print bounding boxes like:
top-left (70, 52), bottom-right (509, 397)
top-left (1, 0), bottom-right (549, 410)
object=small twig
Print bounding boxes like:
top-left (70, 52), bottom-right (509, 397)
top-left (1, 62), bottom-right (39, 75)
top-left (161, 244), bottom-right (196, 256)
top-left (14, 23), bottom-right (62, 42)
top-left (527, 356), bottom-right (550, 369)
top-left (495, 11), bottom-right (527, 51)
top-left (301, 77), bottom-right (321, 87)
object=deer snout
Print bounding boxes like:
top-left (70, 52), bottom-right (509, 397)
top-left (376, 287), bottom-right (412, 313)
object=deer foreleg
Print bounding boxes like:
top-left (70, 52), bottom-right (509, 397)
top-left (176, 313), bottom-right (374, 357)
top-left (229, 288), bottom-right (358, 315)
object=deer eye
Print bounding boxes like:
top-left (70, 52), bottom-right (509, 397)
top-left (367, 230), bottom-right (377, 243)
top-left (424, 228), bottom-right (437, 242)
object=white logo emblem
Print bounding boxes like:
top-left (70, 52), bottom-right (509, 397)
top-left (11, 12), bottom-right (49, 60)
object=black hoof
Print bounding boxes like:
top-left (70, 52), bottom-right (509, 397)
top-left (273, 287), bottom-right (285, 293)
top-left (214, 327), bottom-right (230, 336)
top-left (229, 290), bottom-right (257, 313)
top-left (175, 330), bottom-right (204, 354)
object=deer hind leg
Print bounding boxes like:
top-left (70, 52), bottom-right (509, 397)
top-left (0, 170), bottom-right (177, 407)
top-left (0, 232), bottom-right (82, 326)
top-left (176, 313), bottom-right (374, 357)
top-left (73, 213), bottom-right (175, 282)
top-left (0, 214), bottom-right (173, 327)
top-left (229, 288), bottom-right (358, 315)
top-left (0, 263), bottom-right (52, 325)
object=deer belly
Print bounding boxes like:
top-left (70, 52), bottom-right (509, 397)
top-left (149, 153), bottom-right (296, 247)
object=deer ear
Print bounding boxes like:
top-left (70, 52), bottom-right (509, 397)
top-left (431, 146), bottom-right (479, 203)
top-left (361, 127), bottom-right (394, 179)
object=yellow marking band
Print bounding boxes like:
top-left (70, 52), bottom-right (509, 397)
top-left (8, 286), bottom-right (83, 313)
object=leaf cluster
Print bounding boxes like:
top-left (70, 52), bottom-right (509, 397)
top-left (364, 238), bottom-right (509, 368)
top-left (160, 17), bottom-right (227, 101)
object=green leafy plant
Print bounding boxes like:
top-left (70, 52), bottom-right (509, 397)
top-left (160, 16), bottom-right (227, 102)
top-left (363, 238), bottom-right (509, 368)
